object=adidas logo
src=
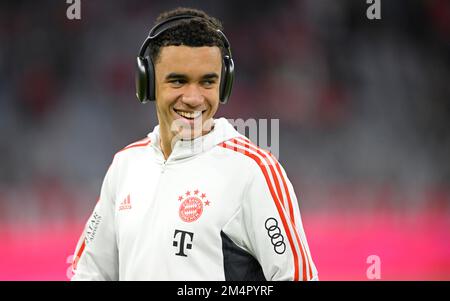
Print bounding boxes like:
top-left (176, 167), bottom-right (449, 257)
top-left (119, 194), bottom-right (132, 211)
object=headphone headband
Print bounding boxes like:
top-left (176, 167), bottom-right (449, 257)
top-left (139, 14), bottom-right (231, 57)
top-left (149, 15), bottom-right (199, 39)
top-left (135, 14), bottom-right (234, 104)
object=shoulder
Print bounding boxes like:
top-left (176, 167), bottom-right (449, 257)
top-left (218, 136), bottom-right (283, 175)
top-left (109, 136), bottom-right (153, 169)
top-left (115, 137), bottom-right (152, 156)
top-left (219, 136), bottom-right (294, 208)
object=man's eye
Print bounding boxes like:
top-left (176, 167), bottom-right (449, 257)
top-left (202, 80), bottom-right (216, 87)
top-left (169, 80), bottom-right (185, 86)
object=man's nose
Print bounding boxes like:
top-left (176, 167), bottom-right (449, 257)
top-left (181, 84), bottom-right (204, 107)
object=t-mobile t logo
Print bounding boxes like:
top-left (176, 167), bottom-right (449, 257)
top-left (173, 229), bottom-right (194, 257)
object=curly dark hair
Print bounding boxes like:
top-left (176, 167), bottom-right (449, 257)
top-left (149, 7), bottom-right (226, 63)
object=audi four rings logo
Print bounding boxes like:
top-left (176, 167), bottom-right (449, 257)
top-left (265, 218), bottom-right (286, 254)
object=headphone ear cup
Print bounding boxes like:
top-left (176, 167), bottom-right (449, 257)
top-left (219, 61), bottom-right (226, 103)
top-left (147, 56), bottom-right (156, 102)
top-left (220, 55), bottom-right (234, 104)
top-left (135, 56), bottom-right (150, 103)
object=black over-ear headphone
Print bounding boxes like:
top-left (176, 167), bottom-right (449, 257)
top-left (135, 14), bottom-right (235, 104)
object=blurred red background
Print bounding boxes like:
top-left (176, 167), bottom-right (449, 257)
top-left (1, 187), bottom-right (448, 280)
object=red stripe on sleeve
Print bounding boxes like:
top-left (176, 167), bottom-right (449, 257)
top-left (220, 140), bottom-right (305, 281)
top-left (236, 137), bottom-right (296, 226)
top-left (73, 239), bottom-right (86, 271)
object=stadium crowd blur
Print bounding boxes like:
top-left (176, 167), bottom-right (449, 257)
top-left (0, 0), bottom-right (449, 226)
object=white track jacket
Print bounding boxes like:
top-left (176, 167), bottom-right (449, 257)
top-left (71, 117), bottom-right (318, 281)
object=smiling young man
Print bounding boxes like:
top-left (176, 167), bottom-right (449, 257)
top-left (71, 7), bottom-right (318, 281)
top-left (155, 45), bottom-right (221, 157)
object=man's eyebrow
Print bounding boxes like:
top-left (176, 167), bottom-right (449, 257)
top-left (165, 72), bottom-right (220, 81)
top-left (202, 73), bottom-right (219, 80)
top-left (165, 73), bottom-right (188, 81)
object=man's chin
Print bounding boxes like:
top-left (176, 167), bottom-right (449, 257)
top-left (171, 118), bottom-right (215, 141)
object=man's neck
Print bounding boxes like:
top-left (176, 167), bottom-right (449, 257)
top-left (159, 135), bottom-right (172, 161)
top-left (158, 119), bottom-right (216, 160)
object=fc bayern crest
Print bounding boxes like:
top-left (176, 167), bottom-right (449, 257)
top-left (177, 189), bottom-right (211, 223)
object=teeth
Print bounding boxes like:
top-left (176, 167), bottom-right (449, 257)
top-left (175, 110), bottom-right (202, 119)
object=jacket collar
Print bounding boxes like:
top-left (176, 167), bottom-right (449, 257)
top-left (148, 117), bottom-right (241, 162)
